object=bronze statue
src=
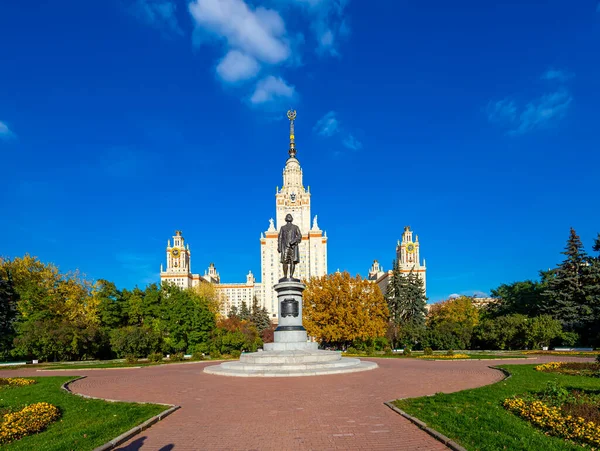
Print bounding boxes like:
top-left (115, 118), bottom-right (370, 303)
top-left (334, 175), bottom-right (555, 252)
top-left (278, 213), bottom-right (302, 279)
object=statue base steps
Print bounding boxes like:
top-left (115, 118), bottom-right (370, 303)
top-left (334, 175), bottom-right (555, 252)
top-left (203, 349), bottom-right (377, 377)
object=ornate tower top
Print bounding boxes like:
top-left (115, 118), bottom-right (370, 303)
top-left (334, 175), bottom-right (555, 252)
top-left (287, 109), bottom-right (297, 158)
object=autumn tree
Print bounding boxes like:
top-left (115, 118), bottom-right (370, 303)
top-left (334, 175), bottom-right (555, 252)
top-left (192, 282), bottom-right (225, 318)
top-left (1, 255), bottom-right (103, 361)
top-left (303, 271), bottom-right (388, 349)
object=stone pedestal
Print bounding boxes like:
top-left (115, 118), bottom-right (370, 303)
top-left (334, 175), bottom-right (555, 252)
top-left (264, 279), bottom-right (318, 351)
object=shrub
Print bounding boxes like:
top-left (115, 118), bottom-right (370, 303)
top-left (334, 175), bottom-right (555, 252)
top-left (209, 350), bottom-right (222, 359)
top-left (0, 402), bottom-right (61, 444)
top-left (230, 350), bottom-right (241, 358)
top-left (169, 352), bottom-right (185, 362)
top-left (365, 346), bottom-right (375, 355)
top-left (596, 354), bottom-right (600, 364)
top-left (191, 351), bottom-right (205, 361)
top-left (446, 349), bottom-right (455, 356)
top-left (384, 346), bottom-right (393, 355)
top-left (110, 326), bottom-right (162, 358)
top-left (125, 354), bottom-right (137, 364)
top-left (423, 347), bottom-right (433, 356)
top-left (373, 337), bottom-right (389, 351)
top-left (403, 347), bottom-right (412, 357)
top-left (345, 346), bottom-right (358, 354)
top-left (147, 352), bottom-right (163, 363)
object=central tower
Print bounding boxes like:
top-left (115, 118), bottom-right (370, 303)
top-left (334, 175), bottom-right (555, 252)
top-left (260, 111), bottom-right (328, 318)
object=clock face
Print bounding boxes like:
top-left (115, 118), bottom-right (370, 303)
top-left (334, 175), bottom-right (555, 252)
top-left (171, 248), bottom-right (180, 258)
top-left (406, 243), bottom-right (415, 254)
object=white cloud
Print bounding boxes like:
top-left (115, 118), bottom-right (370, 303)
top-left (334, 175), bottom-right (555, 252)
top-left (0, 121), bottom-right (14, 139)
top-left (131, 0), bottom-right (183, 36)
top-left (313, 111), bottom-right (339, 136)
top-left (216, 50), bottom-right (260, 83)
top-left (189, 0), bottom-right (290, 65)
top-left (250, 76), bottom-right (295, 104)
top-left (290, 0), bottom-right (349, 56)
top-left (487, 69), bottom-right (573, 135)
top-left (313, 111), bottom-right (362, 152)
top-left (511, 89), bottom-right (572, 135)
top-left (541, 68), bottom-right (574, 83)
top-left (486, 99), bottom-right (517, 124)
top-left (342, 133), bottom-right (362, 150)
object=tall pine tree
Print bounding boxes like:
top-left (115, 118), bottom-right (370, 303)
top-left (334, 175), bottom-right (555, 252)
top-left (543, 228), bottom-right (592, 338)
top-left (250, 296), bottom-right (272, 333)
top-left (386, 261), bottom-right (428, 346)
top-left (585, 233), bottom-right (600, 345)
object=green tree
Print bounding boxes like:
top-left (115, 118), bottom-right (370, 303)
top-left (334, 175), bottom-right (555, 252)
top-left (526, 315), bottom-right (563, 349)
top-left (472, 314), bottom-right (528, 350)
top-left (250, 297), bottom-right (272, 333)
top-left (543, 228), bottom-right (593, 339)
top-left (487, 278), bottom-right (547, 318)
top-left (109, 325), bottom-right (162, 358)
top-left (0, 274), bottom-right (19, 360)
top-left (158, 284), bottom-right (216, 353)
top-left (94, 280), bottom-right (126, 329)
top-left (239, 301), bottom-right (251, 321)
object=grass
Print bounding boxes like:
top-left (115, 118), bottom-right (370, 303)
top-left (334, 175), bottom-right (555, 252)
top-left (0, 377), bottom-right (167, 450)
top-left (393, 364), bottom-right (600, 450)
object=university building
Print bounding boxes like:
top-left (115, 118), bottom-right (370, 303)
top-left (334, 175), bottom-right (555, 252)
top-left (367, 226), bottom-right (427, 297)
top-left (160, 111), bottom-right (328, 318)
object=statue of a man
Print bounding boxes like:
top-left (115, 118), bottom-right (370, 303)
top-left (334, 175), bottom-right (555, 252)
top-left (278, 213), bottom-right (302, 279)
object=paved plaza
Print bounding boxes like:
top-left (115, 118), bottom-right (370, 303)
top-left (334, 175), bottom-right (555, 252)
top-left (0, 356), bottom-right (586, 450)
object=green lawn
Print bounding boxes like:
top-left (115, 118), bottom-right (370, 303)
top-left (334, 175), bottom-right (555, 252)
top-left (393, 364), bottom-right (600, 450)
top-left (0, 377), bottom-right (168, 450)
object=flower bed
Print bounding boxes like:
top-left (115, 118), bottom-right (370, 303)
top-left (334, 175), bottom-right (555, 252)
top-left (0, 402), bottom-right (61, 444)
top-left (504, 396), bottom-right (600, 448)
top-left (0, 377), bottom-right (37, 387)
top-left (535, 361), bottom-right (600, 377)
top-left (418, 354), bottom-right (470, 360)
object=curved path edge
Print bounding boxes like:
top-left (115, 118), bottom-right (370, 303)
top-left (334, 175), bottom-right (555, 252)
top-left (383, 365), bottom-right (512, 451)
top-left (61, 376), bottom-right (181, 451)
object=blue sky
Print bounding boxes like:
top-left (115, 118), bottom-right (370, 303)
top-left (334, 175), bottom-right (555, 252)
top-left (1, 1), bottom-right (599, 303)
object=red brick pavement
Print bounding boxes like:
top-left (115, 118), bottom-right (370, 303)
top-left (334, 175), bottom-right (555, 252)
top-left (0, 356), bottom-right (589, 450)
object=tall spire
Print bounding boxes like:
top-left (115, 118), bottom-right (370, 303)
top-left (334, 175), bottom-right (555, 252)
top-left (287, 109), bottom-right (297, 158)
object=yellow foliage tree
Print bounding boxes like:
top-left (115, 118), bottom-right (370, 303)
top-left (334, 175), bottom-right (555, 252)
top-left (0, 254), bottom-right (99, 325)
top-left (191, 281), bottom-right (225, 318)
top-left (303, 271), bottom-right (389, 347)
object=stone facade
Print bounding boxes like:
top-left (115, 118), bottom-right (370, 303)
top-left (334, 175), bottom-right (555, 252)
top-left (367, 226), bottom-right (427, 297)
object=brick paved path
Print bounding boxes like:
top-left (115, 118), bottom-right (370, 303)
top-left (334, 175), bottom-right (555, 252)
top-left (0, 356), bottom-right (587, 450)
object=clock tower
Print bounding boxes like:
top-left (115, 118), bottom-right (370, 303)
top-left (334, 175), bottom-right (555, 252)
top-left (396, 226), bottom-right (426, 292)
top-left (160, 230), bottom-right (193, 288)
